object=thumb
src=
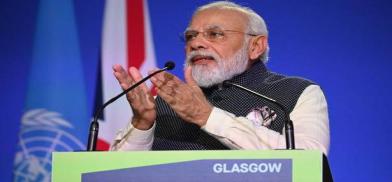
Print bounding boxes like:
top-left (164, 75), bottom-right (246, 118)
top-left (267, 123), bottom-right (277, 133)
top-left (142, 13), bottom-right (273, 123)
top-left (184, 66), bottom-right (198, 86)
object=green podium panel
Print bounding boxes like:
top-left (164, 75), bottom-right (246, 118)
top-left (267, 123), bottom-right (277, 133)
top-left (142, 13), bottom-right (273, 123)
top-left (52, 150), bottom-right (324, 182)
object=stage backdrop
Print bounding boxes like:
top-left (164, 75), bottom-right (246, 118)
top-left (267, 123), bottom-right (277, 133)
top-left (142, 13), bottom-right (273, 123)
top-left (1, 0), bottom-right (392, 181)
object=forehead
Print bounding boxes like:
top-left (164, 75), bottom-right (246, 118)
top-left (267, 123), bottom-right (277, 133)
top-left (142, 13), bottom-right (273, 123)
top-left (188, 9), bottom-right (248, 31)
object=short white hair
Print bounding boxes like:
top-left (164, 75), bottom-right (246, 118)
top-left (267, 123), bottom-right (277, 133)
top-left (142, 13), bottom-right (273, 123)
top-left (194, 1), bottom-right (270, 63)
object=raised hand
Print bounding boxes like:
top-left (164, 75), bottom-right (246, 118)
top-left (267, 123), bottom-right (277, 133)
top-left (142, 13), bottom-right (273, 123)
top-left (112, 64), bottom-right (156, 130)
top-left (150, 66), bottom-right (212, 127)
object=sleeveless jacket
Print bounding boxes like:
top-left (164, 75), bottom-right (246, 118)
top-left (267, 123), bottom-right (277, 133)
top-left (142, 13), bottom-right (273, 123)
top-left (152, 61), bottom-right (313, 150)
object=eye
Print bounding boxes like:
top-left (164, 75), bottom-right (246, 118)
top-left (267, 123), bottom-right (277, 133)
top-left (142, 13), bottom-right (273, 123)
top-left (184, 31), bottom-right (198, 42)
top-left (206, 30), bottom-right (225, 40)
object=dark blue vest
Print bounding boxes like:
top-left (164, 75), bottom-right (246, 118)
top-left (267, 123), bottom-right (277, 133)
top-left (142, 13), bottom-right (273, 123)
top-left (152, 61), bottom-right (313, 150)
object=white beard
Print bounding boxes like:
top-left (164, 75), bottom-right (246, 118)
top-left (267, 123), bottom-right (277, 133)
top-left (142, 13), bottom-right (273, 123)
top-left (185, 44), bottom-right (249, 88)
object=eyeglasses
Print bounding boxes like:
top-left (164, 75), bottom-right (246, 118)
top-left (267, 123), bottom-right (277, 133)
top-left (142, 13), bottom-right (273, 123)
top-left (183, 27), bottom-right (258, 44)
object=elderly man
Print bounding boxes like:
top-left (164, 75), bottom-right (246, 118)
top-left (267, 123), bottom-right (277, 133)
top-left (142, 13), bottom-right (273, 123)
top-left (111, 1), bottom-right (330, 155)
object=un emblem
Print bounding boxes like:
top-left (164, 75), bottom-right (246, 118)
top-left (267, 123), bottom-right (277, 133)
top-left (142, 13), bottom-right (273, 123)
top-left (13, 109), bottom-right (85, 182)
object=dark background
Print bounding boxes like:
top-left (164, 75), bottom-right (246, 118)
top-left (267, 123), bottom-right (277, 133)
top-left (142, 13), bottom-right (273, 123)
top-left (1, 0), bottom-right (392, 181)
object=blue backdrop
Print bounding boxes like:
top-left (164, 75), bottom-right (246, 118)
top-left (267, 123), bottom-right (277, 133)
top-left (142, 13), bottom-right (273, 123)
top-left (1, 0), bottom-right (392, 181)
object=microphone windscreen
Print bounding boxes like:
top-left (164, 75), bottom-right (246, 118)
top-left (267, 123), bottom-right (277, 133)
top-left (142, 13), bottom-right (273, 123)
top-left (164, 61), bottom-right (175, 70)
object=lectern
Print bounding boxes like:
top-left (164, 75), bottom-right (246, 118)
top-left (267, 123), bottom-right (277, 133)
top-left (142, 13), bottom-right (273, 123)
top-left (52, 150), bottom-right (332, 182)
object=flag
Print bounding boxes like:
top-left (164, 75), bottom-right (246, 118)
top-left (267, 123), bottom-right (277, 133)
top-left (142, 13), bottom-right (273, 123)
top-left (97, 0), bottom-right (157, 150)
top-left (13, 0), bottom-right (89, 181)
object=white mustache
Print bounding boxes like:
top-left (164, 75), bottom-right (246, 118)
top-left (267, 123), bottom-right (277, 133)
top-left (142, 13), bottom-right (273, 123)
top-left (186, 50), bottom-right (220, 65)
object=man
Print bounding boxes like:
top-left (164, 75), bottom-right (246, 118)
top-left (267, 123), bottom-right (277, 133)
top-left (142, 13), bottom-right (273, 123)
top-left (110, 1), bottom-right (330, 155)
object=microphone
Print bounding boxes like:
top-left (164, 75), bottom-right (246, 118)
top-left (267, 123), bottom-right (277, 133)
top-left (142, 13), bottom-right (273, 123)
top-left (87, 61), bottom-right (176, 151)
top-left (223, 81), bottom-right (295, 150)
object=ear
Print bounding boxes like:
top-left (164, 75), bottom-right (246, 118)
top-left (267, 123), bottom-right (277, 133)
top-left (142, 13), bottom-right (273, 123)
top-left (248, 36), bottom-right (268, 61)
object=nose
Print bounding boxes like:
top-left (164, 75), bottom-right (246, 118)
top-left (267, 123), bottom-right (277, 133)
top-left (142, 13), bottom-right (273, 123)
top-left (187, 34), bottom-right (209, 51)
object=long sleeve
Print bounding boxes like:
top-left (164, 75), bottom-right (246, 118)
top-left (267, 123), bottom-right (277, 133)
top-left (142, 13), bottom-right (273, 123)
top-left (110, 121), bottom-right (155, 151)
top-left (201, 85), bottom-right (330, 155)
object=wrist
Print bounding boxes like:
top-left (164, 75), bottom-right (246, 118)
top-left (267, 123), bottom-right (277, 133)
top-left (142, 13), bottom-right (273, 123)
top-left (132, 118), bottom-right (154, 130)
top-left (196, 105), bottom-right (213, 127)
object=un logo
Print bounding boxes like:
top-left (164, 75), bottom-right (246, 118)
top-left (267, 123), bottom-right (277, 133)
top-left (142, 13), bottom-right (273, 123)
top-left (13, 109), bottom-right (85, 182)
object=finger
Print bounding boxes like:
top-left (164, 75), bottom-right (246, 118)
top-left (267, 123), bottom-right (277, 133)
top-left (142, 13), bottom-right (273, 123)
top-left (150, 71), bottom-right (165, 88)
top-left (147, 68), bottom-right (160, 75)
top-left (113, 64), bottom-right (134, 89)
top-left (155, 86), bottom-right (176, 105)
top-left (113, 71), bottom-right (132, 86)
top-left (113, 66), bottom-right (124, 81)
top-left (149, 69), bottom-right (165, 83)
top-left (153, 71), bottom-right (183, 87)
top-left (150, 74), bottom-right (164, 89)
top-left (165, 71), bottom-right (184, 84)
top-left (112, 64), bottom-right (124, 72)
top-left (184, 67), bottom-right (202, 92)
top-left (150, 74), bottom-right (174, 99)
top-left (184, 66), bottom-right (198, 86)
top-left (113, 64), bottom-right (129, 80)
top-left (151, 73), bottom-right (178, 92)
top-left (129, 67), bottom-right (149, 93)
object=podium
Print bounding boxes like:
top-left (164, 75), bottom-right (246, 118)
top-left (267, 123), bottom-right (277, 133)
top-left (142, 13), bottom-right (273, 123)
top-left (52, 150), bottom-right (332, 182)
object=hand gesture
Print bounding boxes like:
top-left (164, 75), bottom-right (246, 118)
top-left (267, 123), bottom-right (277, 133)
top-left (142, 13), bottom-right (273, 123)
top-left (113, 65), bottom-right (156, 130)
top-left (150, 67), bottom-right (212, 126)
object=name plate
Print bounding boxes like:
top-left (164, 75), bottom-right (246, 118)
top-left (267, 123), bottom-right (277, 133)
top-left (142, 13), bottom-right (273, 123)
top-left (82, 159), bottom-right (292, 182)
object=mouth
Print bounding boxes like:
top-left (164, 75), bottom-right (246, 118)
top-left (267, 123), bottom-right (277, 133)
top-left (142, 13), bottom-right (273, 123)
top-left (191, 55), bottom-right (215, 65)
